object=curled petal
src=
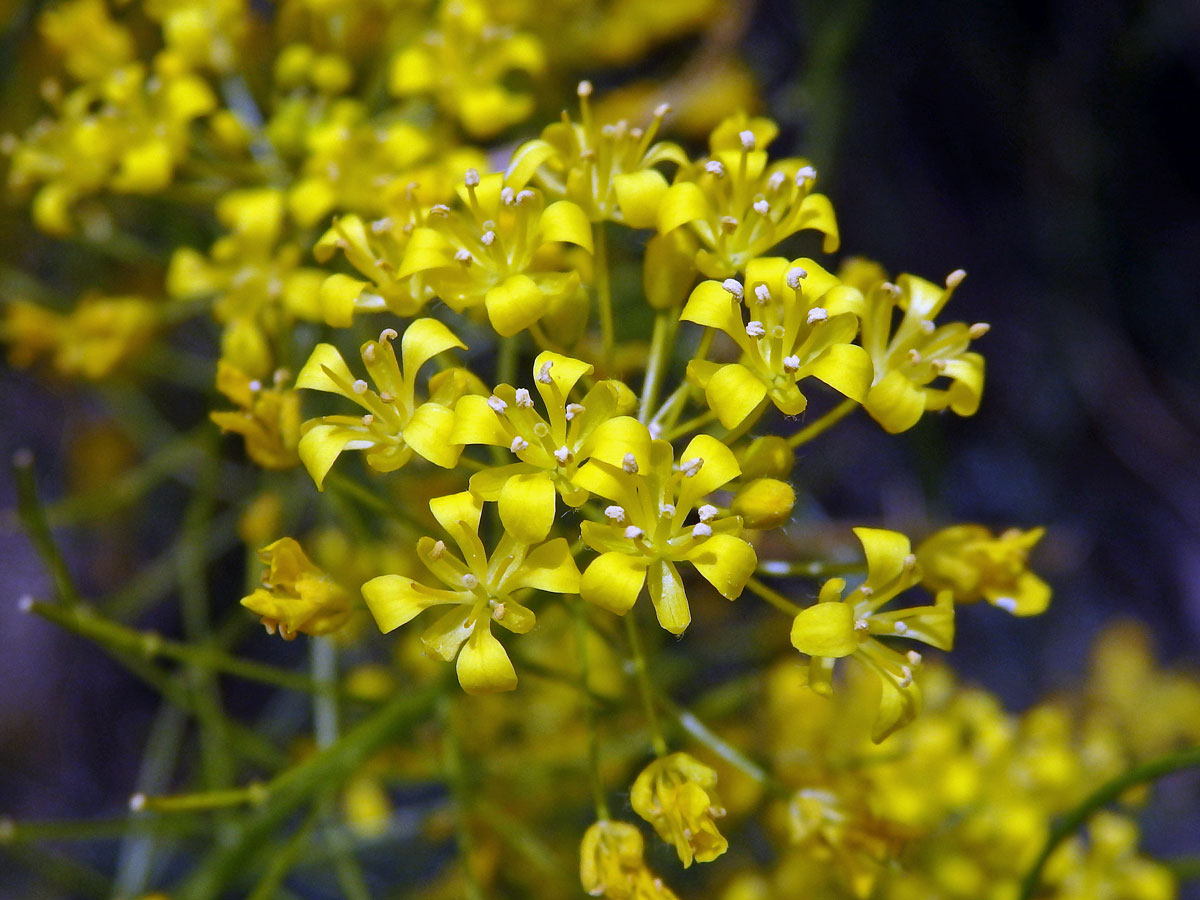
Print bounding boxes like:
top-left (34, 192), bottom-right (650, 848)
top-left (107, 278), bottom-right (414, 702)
top-left (401, 318), bottom-right (467, 381)
top-left (539, 200), bottom-right (593, 252)
top-left (865, 369), bottom-right (926, 434)
top-left (455, 624), bottom-right (518, 694)
top-left (296, 343), bottom-right (355, 395)
top-left (809, 343), bottom-right (873, 403)
top-left (647, 560), bottom-right (691, 635)
top-left (514, 538), bottom-right (582, 594)
top-left (790, 601), bottom-right (857, 658)
top-left (658, 181), bottom-right (710, 235)
top-left (686, 534), bottom-right (756, 600)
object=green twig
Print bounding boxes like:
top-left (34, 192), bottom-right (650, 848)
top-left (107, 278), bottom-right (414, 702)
top-left (624, 613), bottom-right (668, 757)
top-left (787, 398), bottom-right (857, 448)
top-left (11, 449), bottom-right (81, 606)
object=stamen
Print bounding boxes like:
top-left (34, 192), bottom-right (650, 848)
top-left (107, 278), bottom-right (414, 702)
top-left (604, 505), bottom-right (626, 523)
top-left (624, 525), bottom-right (645, 540)
top-left (429, 540), bottom-right (446, 559)
top-left (248, 379), bottom-right (262, 392)
top-left (659, 503), bottom-right (676, 518)
top-left (786, 267), bottom-right (808, 288)
top-left (352, 379), bottom-right (369, 394)
top-left (514, 387), bottom-right (534, 408)
top-left (969, 322), bottom-right (991, 339)
top-left (753, 199), bottom-right (770, 216)
top-left (994, 596), bottom-right (1018, 613)
top-left (899, 666), bottom-right (914, 688)
top-left (906, 650), bottom-right (923, 666)
top-left (500, 186), bottom-right (515, 205)
top-left (487, 395), bottom-right (508, 413)
top-left (553, 446), bottom-right (573, 465)
top-left (379, 328), bottom-right (398, 342)
top-left (894, 621), bottom-right (908, 634)
top-left (746, 321), bottom-right (766, 338)
top-left (361, 414), bottom-right (374, 425)
top-left (577, 80), bottom-right (593, 97)
top-left (722, 278), bottom-right (744, 300)
top-left (754, 284), bottom-right (771, 304)
top-left (903, 553), bottom-right (918, 569)
top-left (704, 160), bottom-right (725, 176)
top-left (692, 522), bottom-right (713, 538)
top-left (622, 453), bottom-right (639, 474)
top-left (945, 268), bottom-right (967, 288)
top-left (767, 171), bottom-right (786, 191)
top-left (480, 230), bottom-right (496, 246)
top-left (807, 307), bottom-right (828, 325)
top-left (794, 165), bottom-right (817, 185)
top-left (719, 216), bottom-right (739, 233)
top-left (370, 217), bottom-right (393, 233)
top-left (536, 361), bottom-right (553, 384)
top-left (739, 129), bottom-right (756, 150)
top-left (908, 349), bottom-right (923, 364)
top-left (782, 355), bottom-right (801, 373)
top-left (362, 344), bottom-right (376, 363)
top-left (455, 248), bottom-right (472, 264)
top-left (463, 168), bottom-right (480, 187)
top-left (510, 436), bottom-right (529, 453)
top-left (515, 189), bottom-right (535, 205)
top-left (565, 403), bottom-right (585, 420)
top-left (680, 457), bottom-right (704, 477)
top-left (428, 204), bottom-right (451, 217)
top-left (853, 618), bottom-right (870, 632)
top-left (920, 319), bottom-right (937, 334)
top-left (697, 504), bottom-right (719, 522)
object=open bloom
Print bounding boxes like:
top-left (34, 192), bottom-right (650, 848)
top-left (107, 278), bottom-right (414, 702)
top-left (397, 171), bottom-right (593, 336)
top-left (241, 538), bottom-right (351, 639)
top-left (295, 319), bottom-right (476, 489)
top-left (656, 114), bottom-right (838, 278)
top-left (451, 351), bottom-right (639, 539)
top-left (790, 528), bottom-right (955, 740)
top-left (362, 492), bottom-right (581, 694)
top-left (210, 361), bottom-right (301, 470)
top-left (917, 525), bottom-right (1050, 616)
top-left (575, 431), bottom-right (757, 634)
top-left (631, 752), bottom-right (728, 867)
top-left (681, 257), bottom-right (872, 428)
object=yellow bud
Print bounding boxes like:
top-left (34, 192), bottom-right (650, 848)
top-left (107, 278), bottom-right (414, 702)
top-left (275, 44), bottom-right (314, 89)
top-left (731, 478), bottom-right (795, 529)
top-left (238, 492), bottom-right (284, 546)
top-left (739, 435), bottom-right (793, 480)
top-left (310, 54), bottom-right (354, 94)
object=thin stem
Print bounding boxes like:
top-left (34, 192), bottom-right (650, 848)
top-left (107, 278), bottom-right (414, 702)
top-left (756, 559), bottom-right (867, 579)
top-left (11, 449), bottom-right (81, 606)
top-left (624, 613), bottom-right (668, 757)
top-left (245, 806), bottom-right (322, 900)
top-left (133, 785), bottom-right (269, 814)
top-left (439, 695), bottom-right (486, 900)
top-left (638, 312), bottom-right (673, 424)
top-left (744, 576), bottom-right (804, 616)
top-left (593, 221), bottom-right (614, 373)
top-left (1018, 745), bottom-right (1200, 900)
top-left (787, 398), bottom-right (858, 448)
top-left (654, 694), bottom-right (773, 788)
top-left (665, 408), bottom-right (718, 442)
top-left (572, 598), bottom-right (610, 819)
top-left (720, 397), bottom-right (771, 447)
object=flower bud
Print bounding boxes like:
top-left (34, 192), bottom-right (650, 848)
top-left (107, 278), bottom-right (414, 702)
top-left (731, 478), bottom-right (795, 529)
top-left (738, 435), bottom-right (793, 481)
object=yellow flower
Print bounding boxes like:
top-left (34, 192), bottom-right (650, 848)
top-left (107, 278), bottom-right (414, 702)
top-left (681, 257), bottom-right (873, 428)
top-left (507, 81), bottom-right (687, 227)
top-left (361, 491), bottom-right (581, 694)
top-left (854, 268), bottom-right (987, 433)
top-left (39, 0), bottom-right (135, 82)
top-left (631, 752), bottom-right (728, 867)
top-left (657, 114), bottom-right (839, 278)
top-left (142, 0), bottom-right (245, 73)
top-left (295, 320), bottom-right (476, 489)
top-left (580, 820), bottom-right (682, 900)
top-left (916, 525), bottom-right (1050, 616)
top-left (397, 171), bottom-right (592, 337)
top-left (451, 351), bottom-right (638, 537)
top-left (388, 0), bottom-right (544, 138)
top-left (241, 538), bottom-right (351, 639)
top-left (3, 295), bottom-right (159, 380)
top-left (789, 528), bottom-right (955, 740)
top-left (575, 430), bottom-right (757, 634)
top-left (209, 361), bottom-right (301, 470)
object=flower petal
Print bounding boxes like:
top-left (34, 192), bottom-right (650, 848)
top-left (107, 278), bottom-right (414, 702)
top-left (486, 274), bottom-right (544, 337)
top-left (790, 601), bottom-right (857, 658)
top-left (401, 318), bottom-right (466, 381)
top-left (613, 169), bottom-right (669, 229)
top-left (646, 560), bottom-right (691, 634)
top-left (678, 433), bottom-right (742, 498)
top-left (296, 343), bottom-right (354, 394)
top-left (404, 402), bottom-right (462, 468)
top-left (532, 350), bottom-right (593, 403)
top-left (809, 343), bottom-right (873, 403)
top-left (680, 280), bottom-right (741, 333)
top-left (865, 369), bottom-right (926, 434)
top-left (686, 534), bottom-right (756, 600)
top-left (704, 363), bottom-right (768, 430)
top-left (581, 552), bottom-right (649, 615)
top-left (362, 574), bottom-right (458, 632)
top-left (452, 394), bottom-right (510, 446)
top-left (853, 527), bottom-right (913, 591)
top-left (658, 181), bottom-right (709, 235)
top-left (539, 200), bottom-right (593, 252)
top-left (298, 422), bottom-right (373, 490)
top-left (498, 472), bottom-right (556, 544)
top-left (514, 537), bottom-right (582, 594)
top-left (456, 625), bottom-right (518, 694)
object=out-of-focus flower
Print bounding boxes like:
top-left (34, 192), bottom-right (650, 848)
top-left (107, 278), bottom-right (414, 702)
top-left (143, 0), bottom-right (245, 73)
top-left (242, 537), bottom-right (352, 639)
top-left (210, 361), bottom-right (302, 470)
top-left (917, 525), bottom-right (1050, 616)
top-left (39, 0), bottom-right (135, 82)
top-left (631, 752), bottom-right (728, 867)
top-left (580, 819), bottom-right (682, 900)
top-left (362, 491), bottom-right (581, 694)
top-left (2, 295), bottom-right (159, 379)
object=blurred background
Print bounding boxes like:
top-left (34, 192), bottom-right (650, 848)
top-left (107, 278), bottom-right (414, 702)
top-left (2, 0), bottom-right (1198, 895)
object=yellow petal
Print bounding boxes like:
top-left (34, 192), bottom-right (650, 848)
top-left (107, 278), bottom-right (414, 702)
top-left (942, 353), bottom-right (985, 416)
top-left (456, 625), bottom-right (518, 694)
top-left (505, 138), bottom-right (557, 189)
top-left (853, 527), bottom-right (913, 589)
top-left (613, 169), bottom-right (669, 229)
top-left (451, 394), bottom-right (509, 446)
top-left (797, 192), bottom-right (840, 253)
top-left (498, 472), bottom-right (556, 544)
top-left (532, 350), bottom-right (593, 402)
top-left (704, 364), bottom-right (767, 430)
top-left (809, 343), bottom-right (873, 402)
top-left (658, 181), bottom-right (709, 235)
top-left (298, 422), bottom-right (371, 490)
top-left (362, 575), bottom-right (456, 632)
top-left (990, 572), bottom-right (1051, 617)
top-left (872, 676), bottom-right (921, 742)
top-left (514, 538), bottom-right (582, 594)
top-left (401, 318), bottom-right (466, 379)
top-left (389, 45), bottom-right (435, 94)
top-left (644, 232), bottom-right (698, 310)
top-left (647, 560), bottom-right (690, 634)
top-left (397, 227), bottom-right (453, 279)
top-left (686, 534), bottom-right (756, 600)
top-left (404, 402), bottom-right (462, 468)
top-left (319, 274), bottom-right (368, 328)
top-left (678, 433), bottom-right (742, 498)
top-left (486, 274), bottom-right (544, 337)
top-left (790, 602), bottom-right (857, 658)
top-left (539, 200), bottom-right (593, 252)
top-left (296, 343), bottom-right (354, 394)
top-left (430, 491), bottom-right (483, 540)
top-left (865, 369), bottom-right (926, 434)
top-left (582, 553), bottom-right (648, 615)
top-left (680, 280), bottom-right (740, 332)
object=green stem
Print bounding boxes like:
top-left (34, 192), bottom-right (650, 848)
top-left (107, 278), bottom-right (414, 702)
top-left (572, 599), bottom-right (610, 819)
top-left (744, 576), bottom-right (804, 616)
top-left (593, 221), bottom-right (614, 374)
top-left (665, 409), bottom-right (718, 442)
top-left (11, 449), bottom-right (81, 607)
top-left (787, 398), bottom-right (858, 448)
top-left (654, 694), bottom-right (773, 788)
top-left (132, 785), bottom-right (268, 814)
top-left (439, 695), bottom-right (486, 900)
top-left (756, 559), bottom-right (867, 579)
top-left (245, 805), bottom-right (322, 900)
top-left (638, 312), bottom-right (673, 425)
top-left (624, 613), bottom-right (668, 757)
top-left (1018, 745), bottom-right (1200, 900)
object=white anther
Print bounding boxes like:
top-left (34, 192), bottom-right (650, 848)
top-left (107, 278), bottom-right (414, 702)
top-left (361, 414), bottom-right (374, 426)
top-left (492, 602), bottom-right (507, 620)
top-left (624, 525), bottom-right (645, 540)
top-left (370, 217), bottom-right (393, 233)
top-left (754, 283), bottom-right (772, 305)
top-left (705, 159), bottom-right (725, 176)
top-left (853, 618), bottom-right (870, 632)
top-left (906, 650), bottom-right (923, 666)
top-left (908, 349), bottom-right (922, 364)
top-left (352, 379), bottom-right (369, 394)
top-left (697, 504), bottom-right (719, 522)
top-left (617, 453), bottom-right (639, 475)
top-left (536, 361), bottom-right (553, 384)
top-left (767, 171), bottom-right (786, 191)
top-left (894, 621), bottom-right (908, 634)
top-left (692, 522), bottom-right (713, 538)
top-left (514, 387), bottom-right (534, 408)
top-left (969, 322), bottom-right (991, 339)
top-left (461, 573), bottom-right (479, 589)
top-left (945, 268), bottom-right (966, 288)
top-left (455, 249), bottom-right (473, 264)
top-left (721, 278), bottom-right (744, 300)
top-left (720, 215), bottom-right (739, 232)
top-left (994, 596), bottom-right (1018, 613)
top-left (753, 199), bottom-right (770, 216)
top-left (510, 436), bottom-right (529, 453)
top-left (680, 457), bottom-right (704, 477)
top-left (659, 503), bottom-right (676, 518)
top-left (930, 359), bottom-right (948, 373)
top-left (429, 540), bottom-right (446, 559)
top-left (899, 666), bottom-right (914, 688)
top-left (794, 165), bottom-right (817, 184)
top-left (515, 189), bottom-right (535, 205)
top-left (859, 585), bottom-right (874, 597)
top-left (554, 446), bottom-right (572, 465)
top-left (604, 505), bottom-right (626, 523)
top-left (746, 320), bottom-right (766, 338)
top-left (248, 379), bottom-right (263, 392)
top-left (362, 343), bottom-right (378, 363)
top-left (17, 594), bottom-right (34, 613)
top-left (920, 319), bottom-right (937, 334)
top-left (577, 80), bottom-right (593, 97)
top-left (903, 553), bottom-right (918, 569)
top-left (378, 391), bottom-right (395, 403)
top-left (807, 307), bottom-right (828, 325)
top-left (565, 403), bottom-right (585, 421)
top-left (786, 267), bottom-right (808, 288)
top-left (739, 130), bottom-right (756, 150)
top-left (883, 282), bottom-right (901, 298)
top-left (500, 186), bottom-right (515, 205)
top-left (480, 230), bottom-right (496, 246)
top-left (487, 394), bottom-right (508, 413)
top-left (782, 355), bottom-right (801, 373)
top-left (129, 793), bottom-right (147, 812)
top-left (429, 203), bottom-right (451, 217)
top-left (463, 168), bottom-right (480, 187)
